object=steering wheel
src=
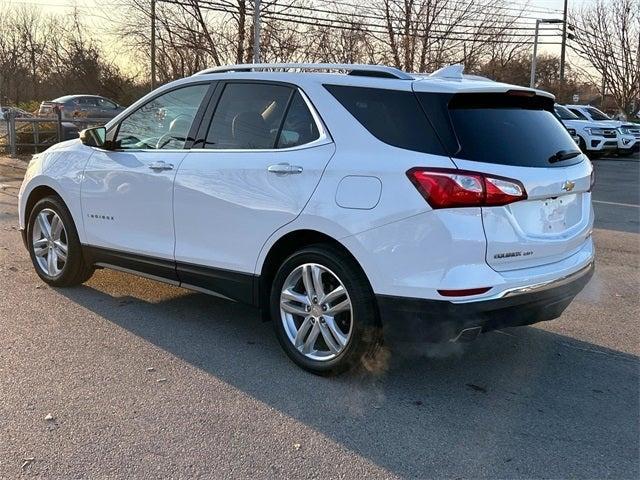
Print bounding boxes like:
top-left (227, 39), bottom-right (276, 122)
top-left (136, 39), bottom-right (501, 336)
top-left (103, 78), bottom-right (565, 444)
top-left (156, 133), bottom-right (185, 150)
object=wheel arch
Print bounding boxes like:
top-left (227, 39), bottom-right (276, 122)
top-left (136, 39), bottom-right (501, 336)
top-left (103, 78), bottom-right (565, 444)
top-left (24, 185), bottom-right (63, 223)
top-left (21, 175), bottom-right (86, 242)
top-left (257, 229), bottom-right (372, 314)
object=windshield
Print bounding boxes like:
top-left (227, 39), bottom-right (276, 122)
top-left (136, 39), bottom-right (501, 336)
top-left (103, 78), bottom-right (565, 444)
top-left (555, 105), bottom-right (579, 120)
top-left (585, 107), bottom-right (611, 121)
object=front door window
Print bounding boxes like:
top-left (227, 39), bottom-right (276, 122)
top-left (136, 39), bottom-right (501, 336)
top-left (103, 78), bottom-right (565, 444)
top-left (115, 84), bottom-right (209, 150)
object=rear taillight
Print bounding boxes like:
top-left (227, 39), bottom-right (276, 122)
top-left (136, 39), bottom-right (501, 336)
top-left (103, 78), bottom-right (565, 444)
top-left (407, 168), bottom-right (527, 209)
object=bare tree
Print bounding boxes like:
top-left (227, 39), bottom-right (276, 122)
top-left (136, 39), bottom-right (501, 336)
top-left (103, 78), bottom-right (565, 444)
top-left (570, 0), bottom-right (639, 115)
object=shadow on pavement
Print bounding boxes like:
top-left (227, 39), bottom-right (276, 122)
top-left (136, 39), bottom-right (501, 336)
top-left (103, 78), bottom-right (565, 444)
top-left (59, 273), bottom-right (640, 479)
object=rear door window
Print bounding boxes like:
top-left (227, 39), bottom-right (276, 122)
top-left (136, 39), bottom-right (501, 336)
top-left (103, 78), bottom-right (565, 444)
top-left (324, 85), bottom-right (445, 155)
top-left (417, 92), bottom-right (583, 168)
top-left (277, 91), bottom-right (320, 148)
top-left (204, 83), bottom-right (293, 149)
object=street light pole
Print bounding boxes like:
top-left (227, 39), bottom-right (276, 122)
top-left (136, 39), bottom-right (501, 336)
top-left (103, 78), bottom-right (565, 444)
top-left (560, 0), bottom-right (569, 82)
top-left (530, 19), bottom-right (541, 88)
top-left (151, 0), bottom-right (157, 90)
top-left (253, 0), bottom-right (261, 64)
top-left (530, 18), bottom-right (564, 88)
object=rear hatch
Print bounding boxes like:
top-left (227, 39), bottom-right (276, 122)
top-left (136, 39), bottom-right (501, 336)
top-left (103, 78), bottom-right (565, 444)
top-left (415, 89), bottom-right (593, 271)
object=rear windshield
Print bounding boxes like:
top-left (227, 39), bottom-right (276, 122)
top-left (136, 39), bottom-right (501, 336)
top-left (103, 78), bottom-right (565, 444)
top-left (324, 85), bottom-right (446, 155)
top-left (417, 92), bottom-right (583, 168)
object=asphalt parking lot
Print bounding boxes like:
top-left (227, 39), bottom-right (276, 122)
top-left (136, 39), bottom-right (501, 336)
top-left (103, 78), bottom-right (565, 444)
top-left (0, 155), bottom-right (638, 479)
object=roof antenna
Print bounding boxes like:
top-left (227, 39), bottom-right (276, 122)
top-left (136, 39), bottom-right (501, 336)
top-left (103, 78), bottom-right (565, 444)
top-left (429, 64), bottom-right (464, 79)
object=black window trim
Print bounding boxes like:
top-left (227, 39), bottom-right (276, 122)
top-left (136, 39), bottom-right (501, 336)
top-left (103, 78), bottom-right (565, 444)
top-left (105, 80), bottom-right (218, 152)
top-left (191, 79), bottom-right (332, 152)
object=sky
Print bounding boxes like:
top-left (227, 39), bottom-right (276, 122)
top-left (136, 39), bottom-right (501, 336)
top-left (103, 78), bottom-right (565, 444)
top-left (0, 0), bottom-right (604, 76)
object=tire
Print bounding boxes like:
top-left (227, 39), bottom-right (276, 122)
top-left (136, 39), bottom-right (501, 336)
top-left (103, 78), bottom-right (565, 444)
top-left (270, 244), bottom-right (381, 375)
top-left (578, 137), bottom-right (588, 153)
top-left (27, 195), bottom-right (94, 287)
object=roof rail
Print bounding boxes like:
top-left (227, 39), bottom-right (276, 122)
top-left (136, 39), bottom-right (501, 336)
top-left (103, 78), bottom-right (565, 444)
top-left (193, 63), bottom-right (413, 80)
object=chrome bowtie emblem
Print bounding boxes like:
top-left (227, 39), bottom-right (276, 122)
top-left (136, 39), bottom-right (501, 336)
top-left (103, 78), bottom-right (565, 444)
top-left (562, 180), bottom-right (575, 192)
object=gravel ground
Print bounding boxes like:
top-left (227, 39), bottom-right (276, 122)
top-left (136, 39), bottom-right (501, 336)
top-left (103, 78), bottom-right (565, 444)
top-left (0, 155), bottom-right (638, 479)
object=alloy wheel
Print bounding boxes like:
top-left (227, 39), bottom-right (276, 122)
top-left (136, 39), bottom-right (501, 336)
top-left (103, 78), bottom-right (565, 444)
top-left (279, 263), bottom-right (353, 361)
top-left (32, 208), bottom-right (68, 277)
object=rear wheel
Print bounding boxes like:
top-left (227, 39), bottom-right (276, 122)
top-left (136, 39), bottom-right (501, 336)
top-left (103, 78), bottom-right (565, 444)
top-left (27, 196), bottom-right (94, 286)
top-left (270, 245), bottom-right (381, 375)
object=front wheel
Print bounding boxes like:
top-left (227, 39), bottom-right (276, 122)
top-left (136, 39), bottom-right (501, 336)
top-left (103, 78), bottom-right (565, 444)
top-left (27, 196), bottom-right (94, 287)
top-left (270, 245), bottom-right (381, 375)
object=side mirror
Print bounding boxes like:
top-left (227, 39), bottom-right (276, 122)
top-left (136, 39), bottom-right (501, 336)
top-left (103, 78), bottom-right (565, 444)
top-left (79, 126), bottom-right (107, 148)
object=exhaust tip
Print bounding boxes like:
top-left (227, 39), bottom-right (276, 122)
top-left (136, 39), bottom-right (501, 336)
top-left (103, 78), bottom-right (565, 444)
top-left (450, 326), bottom-right (482, 343)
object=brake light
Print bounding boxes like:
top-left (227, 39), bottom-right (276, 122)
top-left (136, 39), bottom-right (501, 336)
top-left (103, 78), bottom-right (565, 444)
top-left (407, 168), bottom-right (527, 209)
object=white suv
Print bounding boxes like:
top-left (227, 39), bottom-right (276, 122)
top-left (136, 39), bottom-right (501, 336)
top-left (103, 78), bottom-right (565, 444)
top-left (18, 63), bottom-right (595, 374)
top-left (566, 104), bottom-right (640, 156)
top-left (554, 104), bottom-right (619, 156)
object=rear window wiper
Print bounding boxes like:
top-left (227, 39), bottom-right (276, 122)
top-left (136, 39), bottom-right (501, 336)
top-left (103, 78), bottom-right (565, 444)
top-left (548, 150), bottom-right (582, 163)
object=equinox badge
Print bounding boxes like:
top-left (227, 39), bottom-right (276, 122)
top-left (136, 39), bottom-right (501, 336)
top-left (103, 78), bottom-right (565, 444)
top-left (562, 180), bottom-right (576, 192)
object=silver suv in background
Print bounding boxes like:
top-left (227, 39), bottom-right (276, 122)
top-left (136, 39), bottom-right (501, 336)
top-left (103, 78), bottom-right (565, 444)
top-left (566, 104), bottom-right (639, 156)
top-left (554, 104), bottom-right (618, 157)
top-left (38, 95), bottom-right (124, 120)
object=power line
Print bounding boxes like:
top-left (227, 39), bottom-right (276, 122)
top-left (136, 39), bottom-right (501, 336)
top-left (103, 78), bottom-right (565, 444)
top-left (164, 0), bottom-right (564, 39)
top-left (318, 0), bottom-right (563, 20)
top-left (259, 1), bottom-right (562, 31)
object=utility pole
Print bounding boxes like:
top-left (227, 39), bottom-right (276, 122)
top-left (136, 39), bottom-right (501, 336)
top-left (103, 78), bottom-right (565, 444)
top-left (559, 0), bottom-right (569, 83)
top-left (151, 0), bottom-right (157, 90)
top-left (253, 0), bottom-right (261, 64)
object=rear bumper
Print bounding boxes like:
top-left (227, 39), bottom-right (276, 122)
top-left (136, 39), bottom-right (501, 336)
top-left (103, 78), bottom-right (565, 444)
top-left (377, 261), bottom-right (594, 342)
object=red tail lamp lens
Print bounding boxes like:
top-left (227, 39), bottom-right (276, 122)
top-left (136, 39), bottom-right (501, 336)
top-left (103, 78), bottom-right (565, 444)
top-left (407, 168), bottom-right (527, 209)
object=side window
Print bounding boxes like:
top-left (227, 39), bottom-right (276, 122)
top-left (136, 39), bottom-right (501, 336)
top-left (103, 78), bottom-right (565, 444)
top-left (116, 84), bottom-right (209, 150)
top-left (204, 83), bottom-right (292, 149)
top-left (98, 98), bottom-right (118, 109)
top-left (324, 84), bottom-right (445, 155)
top-left (277, 91), bottom-right (320, 148)
top-left (569, 108), bottom-right (587, 120)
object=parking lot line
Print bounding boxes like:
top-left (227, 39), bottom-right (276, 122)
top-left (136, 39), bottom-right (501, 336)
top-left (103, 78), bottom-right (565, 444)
top-left (593, 200), bottom-right (640, 208)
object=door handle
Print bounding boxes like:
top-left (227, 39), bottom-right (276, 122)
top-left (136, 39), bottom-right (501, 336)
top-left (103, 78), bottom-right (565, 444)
top-left (267, 163), bottom-right (303, 175)
top-left (148, 160), bottom-right (174, 171)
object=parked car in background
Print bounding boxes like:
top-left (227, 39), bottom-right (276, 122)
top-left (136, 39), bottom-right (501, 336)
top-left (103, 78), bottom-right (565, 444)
top-left (38, 95), bottom-right (124, 120)
top-left (566, 104), bottom-right (639, 156)
top-left (1, 106), bottom-right (33, 120)
top-left (555, 104), bottom-right (618, 157)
